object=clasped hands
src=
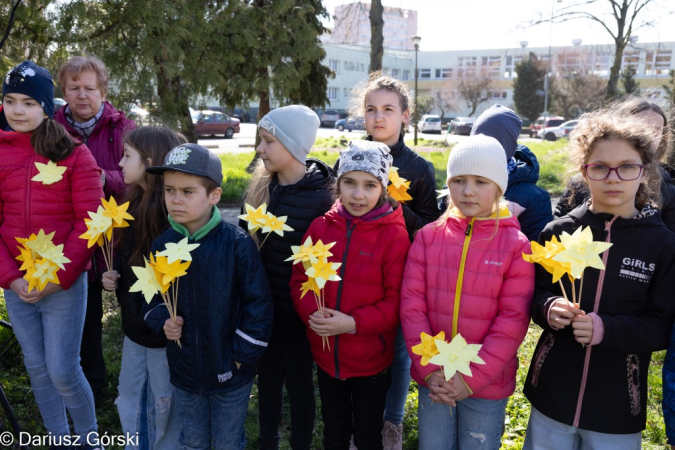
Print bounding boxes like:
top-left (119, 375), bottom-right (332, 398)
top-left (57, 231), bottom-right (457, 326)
top-left (548, 298), bottom-right (594, 345)
top-left (308, 308), bottom-right (356, 336)
top-left (426, 371), bottom-right (470, 407)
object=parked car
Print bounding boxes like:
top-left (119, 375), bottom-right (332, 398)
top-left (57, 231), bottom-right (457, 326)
top-left (520, 117), bottom-right (531, 135)
top-left (539, 120), bottom-right (579, 141)
top-left (418, 114), bottom-right (442, 133)
top-left (320, 110), bottom-right (341, 127)
top-left (194, 110), bottom-right (240, 139)
top-left (530, 115), bottom-right (565, 137)
top-left (54, 97), bottom-right (67, 113)
top-left (335, 117), bottom-right (365, 132)
top-left (448, 117), bottom-right (475, 135)
top-left (230, 108), bottom-right (250, 123)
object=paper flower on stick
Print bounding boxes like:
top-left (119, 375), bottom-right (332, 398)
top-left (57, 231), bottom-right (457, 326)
top-left (130, 257), bottom-right (165, 302)
top-left (522, 235), bottom-right (570, 283)
top-left (15, 230), bottom-right (69, 291)
top-left (80, 197), bottom-right (135, 272)
top-left (26, 258), bottom-right (60, 291)
top-left (305, 258), bottom-right (342, 289)
top-left (32, 160), bottom-right (67, 185)
top-left (153, 255), bottom-right (191, 286)
top-left (300, 277), bottom-right (321, 299)
top-left (412, 331), bottom-right (446, 366)
top-left (286, 236), bottom-right (335, 270)
top-left (101, 197), bottom-right (134, 228)
top-left (238, 203), bottom-right (268, 232)
top-left (388, 167), bottom-right (413, 203)
top-left (552, 226), bottom-right (612, 278)
top-left (428, 334), bottom-right (485, 381)
top-left (157, 237), bottom-right (200, 263)
top-left (80, 207), bottom-right (113, 248)
top-left (260, 213), bottom-right (293, 236)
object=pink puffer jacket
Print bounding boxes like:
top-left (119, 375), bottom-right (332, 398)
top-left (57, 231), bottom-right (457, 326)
top-left (400, 207), bottom-right (534, 399)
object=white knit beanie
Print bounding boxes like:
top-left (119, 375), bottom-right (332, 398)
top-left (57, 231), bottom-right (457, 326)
top-left (338, 140), bottom-right (393, 188)
top-left (258, 105), bottom-right (320, 164)
top-left (446, 134), bottom-right (508, 194)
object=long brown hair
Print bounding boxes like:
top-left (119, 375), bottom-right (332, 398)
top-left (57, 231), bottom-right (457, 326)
top-left (121, 126), bottom-right (187, 264)
top-left (31, 118), bottom-right (75, 161)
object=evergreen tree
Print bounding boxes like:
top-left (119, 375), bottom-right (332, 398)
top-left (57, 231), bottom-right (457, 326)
top-left (621, 67), bottom-right (640, 95)
top-left (513, 53), bottom-right (546, 122)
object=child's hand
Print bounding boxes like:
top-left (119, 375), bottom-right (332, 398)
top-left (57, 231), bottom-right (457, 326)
top-left (102, 270), bottom-right (119, 291)
top-left (164, 316), bottom-right (184, 340)
top-left (427, 371), bottom-right (457, 406)
top-left (10, 278), bottom-right (28, 297)
top-left (448, 373), bottom-right (470, 402)
top-left (548, 298), bottom-right (584, 329)
top-left (571, 314), bottom-right (594, 345)
top-left (308, 308), bottom-right (356, 336)
top-left (19, 282), bottom-right (62, 304)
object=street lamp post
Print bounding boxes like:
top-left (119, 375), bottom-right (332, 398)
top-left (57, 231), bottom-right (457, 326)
top-left (413, 35), bottom-right (421, 146)
top-left (543, 0), bottom-right (562, 130)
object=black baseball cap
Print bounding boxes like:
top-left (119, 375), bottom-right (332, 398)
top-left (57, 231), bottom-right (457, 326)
top-left (146, 143), bottom-right (223, 186)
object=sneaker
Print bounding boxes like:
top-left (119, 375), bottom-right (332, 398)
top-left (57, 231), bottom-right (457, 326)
top-left (382, 421), bottom-right (403, 450)
top-left (349, 434), bottom-right (357, 450)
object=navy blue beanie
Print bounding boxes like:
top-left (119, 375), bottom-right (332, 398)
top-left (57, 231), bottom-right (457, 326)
top-left (3, 61), bottom-right (55, 119)
top-left (470, 104), bottom-right (522, 160)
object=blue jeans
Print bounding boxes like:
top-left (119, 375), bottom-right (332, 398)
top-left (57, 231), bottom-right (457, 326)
top-left (418, 385), bottom-right (507, 450)
top-left (116, 337), bottom-right (179, 450)
top-left (383, 326), bottom-right (411, 424)
top-left (523, 407), bottom-right (641, 450)
top-left (174, 380), bottom-right (253, 450)
top-left (4, 273), bottom-right (97, 439)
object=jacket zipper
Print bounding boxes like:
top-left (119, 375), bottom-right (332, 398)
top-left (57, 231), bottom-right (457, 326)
top-left (451, 218), bottom-right (474, 338)
top-left (572, 216), bottom-right (618, 427)
top-left (333, 222), bottom-right (355, 379)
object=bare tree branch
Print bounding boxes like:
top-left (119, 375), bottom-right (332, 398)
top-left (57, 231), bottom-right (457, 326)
top-left (0, 0), bottom-right (23, 52)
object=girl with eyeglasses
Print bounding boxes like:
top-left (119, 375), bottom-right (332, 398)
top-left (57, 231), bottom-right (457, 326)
top-left (523, 106), bottom-right (675, 450)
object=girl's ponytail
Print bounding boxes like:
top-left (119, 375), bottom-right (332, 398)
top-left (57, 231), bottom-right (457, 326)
top-left (31, 118), bottom-right (75, 162)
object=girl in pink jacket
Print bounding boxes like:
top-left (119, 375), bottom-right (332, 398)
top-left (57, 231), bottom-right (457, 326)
top-left (400, 134), bottom-right (535, 450)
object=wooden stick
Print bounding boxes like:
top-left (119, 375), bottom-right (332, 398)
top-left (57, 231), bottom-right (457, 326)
top-left (578, 274), bottom-right (584, 309)
top-left (558, 279), bottom-right (571, 304)
top-left (571, 275), bottom-right (577, 308)
top-left (258, 233), bottom-right (271, 251)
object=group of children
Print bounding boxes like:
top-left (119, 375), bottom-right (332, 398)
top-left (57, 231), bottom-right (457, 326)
top-left (2, 58), bottom-right (675, 450)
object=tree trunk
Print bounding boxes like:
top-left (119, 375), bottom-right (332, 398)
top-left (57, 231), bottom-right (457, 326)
top-left (247, 81), bottom-right (271, 173)
top-left (606, 36), bottom-right (626, 100)
top-left (369, 0), bottom-right (384, 73)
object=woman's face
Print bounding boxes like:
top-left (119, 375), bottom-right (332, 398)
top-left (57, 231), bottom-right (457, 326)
top-left (63, 70), bottom-right (106, 123)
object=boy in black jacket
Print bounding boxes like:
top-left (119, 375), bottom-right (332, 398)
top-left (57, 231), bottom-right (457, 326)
top-left (144, 143), bottom-right (273, 450)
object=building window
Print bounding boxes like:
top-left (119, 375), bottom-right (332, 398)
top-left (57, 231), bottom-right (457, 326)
top-left (435, 68), bottom-right (453, 79)
top-left (457, 57), bottom-right (477, 78)
top-left (504, 55), bottom-right (523, 78)
top-left (328, 87), bottom-right (339, 101)
top-left (344, 88), bottom-right (349, 98)
top-left (481, 56), bottom-right (502, 78)
top-left (402, 70), bottom-right (410, 81)
top-left (488, 91), bottom-right (507, 99)
top-left (344, 61), bottom-right (349, 70)
top-left (360, 63), bottom-right (365, 71)
top-left (329, 59), bottom-right (339, 73)
top-left (622, 51), bottom-right (640, 72)
top-left (645, 50), bottom-right (672, 76)
top-left (418, 69), bottom-right (431, 79)
top-left (391, 68), bottom-right (400, 78)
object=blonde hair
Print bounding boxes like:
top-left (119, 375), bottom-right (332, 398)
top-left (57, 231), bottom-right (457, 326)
top-left (57, 56), bottom-right (109, 97)
top-left (568, 106), bottom-right (661, 210)
top-left (243, 159), bottom-right (273, 246)
top-left (348, 70), bottom-right (412, 133)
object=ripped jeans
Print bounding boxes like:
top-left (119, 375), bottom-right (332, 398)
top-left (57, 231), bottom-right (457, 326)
top-left (417, 385), bottom-right (507, 450)
top-left (116, 336), bottom-right (179, 450)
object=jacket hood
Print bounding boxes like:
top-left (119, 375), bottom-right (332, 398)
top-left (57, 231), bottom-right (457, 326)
top-left (470, 104), bottom-right (522, 160)
top-left (300, 157), bottom-right (336, 189)
top-left (509, 145), bottom-right (540, 186)
top-left (567, 201), bottom-right (665, 231)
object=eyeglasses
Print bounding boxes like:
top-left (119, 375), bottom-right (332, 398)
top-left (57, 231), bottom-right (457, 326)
top-left (583, 164), bottom-right (645, 181)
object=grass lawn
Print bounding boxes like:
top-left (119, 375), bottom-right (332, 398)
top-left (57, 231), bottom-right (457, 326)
top-left (2, 137), bottom-right (667, 449)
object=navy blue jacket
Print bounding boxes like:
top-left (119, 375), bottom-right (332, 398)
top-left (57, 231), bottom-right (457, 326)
top-left (144, 221), bottom-right (273, 395)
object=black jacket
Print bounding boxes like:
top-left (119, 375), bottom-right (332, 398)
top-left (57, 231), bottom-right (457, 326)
top-left (144, 221), bottom-right (273, 395)
top-left (239, 158), bottom-right (335, 329)
top-left (555, 163), bottom-right (675, 233)
top-left (524, 203), bottom-right (675, 434)
top-left (335, 134), bottom-right (439, 241)
top-left (114, 220), bottom-right (169, 348)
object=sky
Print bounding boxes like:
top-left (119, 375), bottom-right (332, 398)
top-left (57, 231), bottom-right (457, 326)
top-left (321, 0), bottom-right (675, 51)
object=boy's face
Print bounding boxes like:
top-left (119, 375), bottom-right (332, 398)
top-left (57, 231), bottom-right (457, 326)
top-left (163, 171), bottom-right (221, 234)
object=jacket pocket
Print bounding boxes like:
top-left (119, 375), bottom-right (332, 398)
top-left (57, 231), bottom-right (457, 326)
top-left (626, 354), bottom-right (641, 416)
top-left (531, 332), bottom-right (555, 388)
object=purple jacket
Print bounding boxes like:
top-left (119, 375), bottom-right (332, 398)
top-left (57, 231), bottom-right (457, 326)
top-left (55, 101), bottom-right (136, 200)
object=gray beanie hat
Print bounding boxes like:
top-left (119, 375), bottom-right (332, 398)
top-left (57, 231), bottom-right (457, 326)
top-left (258, 105), bottom-right (320, 164)
top-left (337, 140), bottom-right (393, 188)
top-left (447, 134), bottom-right (508, 194)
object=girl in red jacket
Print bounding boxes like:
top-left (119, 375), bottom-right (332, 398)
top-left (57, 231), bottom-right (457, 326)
top-left (0, 61), bottom-right (104, 449)
top-left (291, 140), bottom-right (410, 450)
top-left (400, 135), bottom-right (535, 450)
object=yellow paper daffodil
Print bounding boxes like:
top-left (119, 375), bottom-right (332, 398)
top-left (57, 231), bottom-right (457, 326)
top-left (156, 237), bottom-right (200, 264)
top-left (412, 331), bottom-right (446, 366)
top-left (300, 277), bottom-right (321, 299)
top-left (15, 245), bottom-right (36, 271)
top-left (259, 213), bottom-right (293, 237)
top-left (428, 333), bottom-right (485, 381)
top-left (101, 197), bottom-right (134, 228)
top-left (32, 160), bottom-right (67, 185)
top-left (388, 167), bottom-right (413, 203)
top-left (80, 209), bottom-right (114, 248)
top-left (552, 226), bottom-right (613, 278)
top-left (238, 203), bottom-right (268, 232)
top-left (286, 236), bottom-right (336, 267)
top-left (153, 255), bottom-right (191, 286)
top-left (130, 258), bottom-right (164, 303)
top-left (305, 258), bottom-right (342, 289)
top-left (26, 258), bottom-right (60, 291)
top-left (522, 236), bottom-right (571, 283)
top-left (25, 229), bottom-right (57, 259)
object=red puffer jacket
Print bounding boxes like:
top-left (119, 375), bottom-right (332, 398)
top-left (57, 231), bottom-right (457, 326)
top-left (0, 127), bottom-right (104, 290)
top-left (401, 206), bottom-right (534, 399)
top-left (291, 202), bottom-right (410, 379)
